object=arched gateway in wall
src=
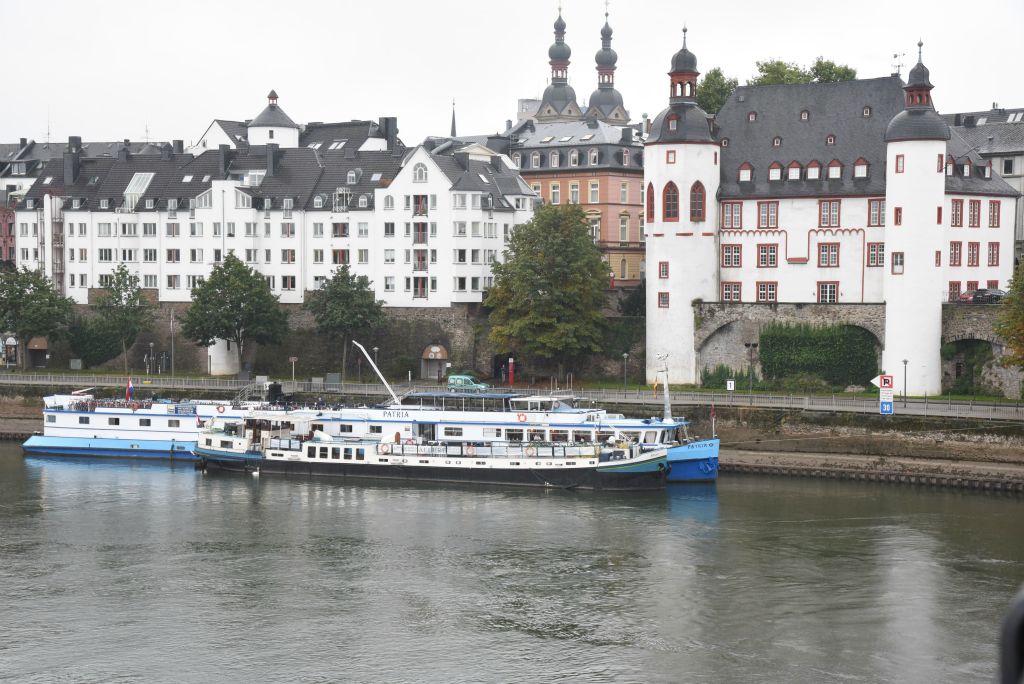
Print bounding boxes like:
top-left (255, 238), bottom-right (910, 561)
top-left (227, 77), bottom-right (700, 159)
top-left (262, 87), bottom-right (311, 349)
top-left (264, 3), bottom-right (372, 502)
top-left (420, 344), bottom-right (449, 381)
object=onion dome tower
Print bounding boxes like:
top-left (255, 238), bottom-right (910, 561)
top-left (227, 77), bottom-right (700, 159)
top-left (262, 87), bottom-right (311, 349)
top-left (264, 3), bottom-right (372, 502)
top-left (535, 10), bottom-right (582, 121)
top-left (644, 28), bottom-right (720, 384)
top-left (882, 41), bottom-right (950, 397)
top-left (584, 11), bottom-right (629, 123)
top-left (247, 89), bottom-right (300, 147)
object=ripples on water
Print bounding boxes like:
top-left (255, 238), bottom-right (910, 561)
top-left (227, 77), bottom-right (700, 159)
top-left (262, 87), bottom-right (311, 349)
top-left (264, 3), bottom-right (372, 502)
top-left (0, 446), bottom-right (1021, 683)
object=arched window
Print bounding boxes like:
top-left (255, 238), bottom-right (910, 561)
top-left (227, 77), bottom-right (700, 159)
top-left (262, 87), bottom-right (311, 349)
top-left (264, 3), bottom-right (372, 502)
top-left (569, 150), bottom-right (579, 166)
top-left (589, 149), bottom-right (599, 165)
top-left (383, 195), bottom-right (394, 210)
top-left (619, 258), bottom-right (627, 279)
top-left (689, 182), bottom-right (705, 222)
top-left (413, 163), bottom-right (428, 182)
top-left (662, 182), bottom-right (679, 222)
top-left (313, 195), bottom-right (324, 209)
top-left (347, 170), bottom-right (358, 184)
top-left (622, 149), bottom-right (630, 166)
top-left (549, 151), bottom-right (560, 167)
top-left (531, 152), bottom-right (541, 168)
top-left (358, 194), bottom-right (368, 208)
top-left (511, 153), bottom-right (521, 168)
top-left (646, 183), bottom-right (655, 222)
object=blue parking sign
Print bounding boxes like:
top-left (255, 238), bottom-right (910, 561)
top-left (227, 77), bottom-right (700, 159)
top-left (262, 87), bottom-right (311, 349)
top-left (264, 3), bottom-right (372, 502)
top-left (879, 401), bottom-right (893, 415)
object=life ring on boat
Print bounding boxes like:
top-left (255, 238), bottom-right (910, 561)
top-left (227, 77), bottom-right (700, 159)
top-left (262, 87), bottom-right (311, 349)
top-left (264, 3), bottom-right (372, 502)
top-left (217, 405), bottom-right (226, 414)
top-left (525, 446), bottom-right (537, 457)
top-left (131, 402), bottom-right (139, 412)
top-left (379, 443), bottom-right (391, 455)
top-left (465, 445), bottom-right (476, 455)
top-left (517, 413), bottom-right (527, 423)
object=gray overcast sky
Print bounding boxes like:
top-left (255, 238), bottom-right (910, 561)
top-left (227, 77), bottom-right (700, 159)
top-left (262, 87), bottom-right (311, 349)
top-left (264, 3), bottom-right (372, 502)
top-left (4, 0), bottom-right (1023, 147)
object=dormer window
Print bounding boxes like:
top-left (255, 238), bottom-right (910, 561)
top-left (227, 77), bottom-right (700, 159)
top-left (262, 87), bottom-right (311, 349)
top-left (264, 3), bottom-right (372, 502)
top-left (772, 137), bottom-right (782, 148)
top-left (313, 195), bottom-right (324, 209)
top-left (853, 158), bottom-right (868, 178)
top-left (26, 199), bottom-right (35, 209)
top-left (549, 151), bottom-right (560, 167)
top-left (511, 153), bottom-right (521, 168)
top-left (768, 162), bottom-right (782, 181)
top-left (145, 199), bottom-right (154, 210)
top-left (531, 152), bottom-right (541, 168)
top-left (668, 115), bottom-right (679, 131)
top-left (862, 106), bottom-right (872, 117)
top-left (622, 150), bottom-right (630, 166)
top-left (828, 160), bottom-right (842, 179)
top-left (807, 161), bottom-right (821, 180)
top-left (100, 199), bottom-right (109, 209)
top-left (589, 149), bottom-right (599, 165)
top-left (748, 112), bottom-right (757, 122)
top-left (738, 163), bottom-right (753, 183)
top-left (826, 135), bottom-right (836, 145)
top-left (984, 163), bottom-right (992, 179)
top-left (787, 162), bottom-right (801, 180)
top-left (72, 198), bottom-right (81, 209)
top-left (800, 110), bottom-right (809, 121)
top-left (412, 163), bottom-right (427, 183)
top-left (721, 138), bottom-right (729, 148)
top-left (569, 150), bottom-right (579, 166)
top-left (358, 195), bottom-right (368, 208)
top-left (963, 161), bottom-right (972, 176)
top-left (347, 170), bottom-right (358, 185)
top-left (946, 162), bottom-right (954, 177)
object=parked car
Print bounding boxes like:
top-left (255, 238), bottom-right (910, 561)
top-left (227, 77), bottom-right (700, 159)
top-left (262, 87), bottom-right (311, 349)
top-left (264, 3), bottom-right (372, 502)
top-left (447, 374), bottom-right (490, 391)
top-left (958, 288), bottom-right (1006, 304)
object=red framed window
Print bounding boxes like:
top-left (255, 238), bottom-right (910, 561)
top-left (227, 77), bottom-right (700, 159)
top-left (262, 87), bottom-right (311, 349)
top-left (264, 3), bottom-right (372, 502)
top-left (757, 243), bottom-right (778, 268)
top-left (968, 200), bottom-right (981, 227)
top-left (988, 242), bottom-right (1000, 267)
top-left (937, 153), bottom-right (945, 172)
top-left (757, 201), bottom-right (778, 228)
top-left (989, 201), bottom-right (1001, 227)
top-left (895, 154), bottom-right (905, 173)
top-left (816, 281), bottom-right (838, 303)
top-left (934, 250), bottom-right (941, 267)
top-left (818, 200), bottom-right (840, 227)
top-left (936, 206), bottom-right (942, 224)
top-left (756, 281), bottom-right (778, 303)
top-left (658, 261), bottom-right (669, 278)
top-left (949, 241), bottom-right (962, 266)
top-left (818, 242), bottom-right (839, 267)
top-left (892, 252), bottom-right (905, 274)
top-left (721, 202), bottom-right (742, 229)
top-left (867, 242), bottom-right (884, 267)
top-left (689, 182), bottom-right (706, 222)
top-left (948, 281), bottom-right (961, 302)
top-left (645, 184), bottom-right (654, 222)
top-left (894, 207), bottom-right (903, 225)
top-left (967, 242), bottom-right (980, 267)
top-left (721, 282), bottom-right (741, 302)
top-left (966, 280), bottom-right (979, 293)
top-left (868, 199), bottom-right (885, 227)
top-left (987, 280), bottom-right (999, 289)
top-left (951, 199), bottom-right (963, 227)
top-left (662, 182), bottom-right (679, 221)
top-left (721, 244), bottom-right (742, 268)
top-left (658, 292), bottom-right (670, 308)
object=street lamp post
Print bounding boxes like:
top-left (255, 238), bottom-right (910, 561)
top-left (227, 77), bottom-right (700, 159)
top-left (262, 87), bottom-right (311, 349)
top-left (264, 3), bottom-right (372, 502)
top-left (622, 352), bottom-right (629, 393)
top-left (902, 359), bottom-right (908, 407)
top-left (744, 342), bottom-right (759, 405)
top-left (148, 342), bottom-right (154, 375)
top-left (373, 346), bottom-right (379, 366)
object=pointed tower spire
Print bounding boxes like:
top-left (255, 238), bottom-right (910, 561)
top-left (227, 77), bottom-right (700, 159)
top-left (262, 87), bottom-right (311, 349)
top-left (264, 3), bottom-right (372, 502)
top-left (586, 1), bottom-right (628, 123)
top-left (535, 7), bottom-right (582, 121)
top-left (451, 99), bottom-right (457, 137)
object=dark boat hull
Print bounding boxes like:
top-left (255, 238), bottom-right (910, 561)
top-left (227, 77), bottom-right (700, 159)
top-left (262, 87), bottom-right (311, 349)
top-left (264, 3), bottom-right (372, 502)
top-left (201, 456), bottom-right (666, 491)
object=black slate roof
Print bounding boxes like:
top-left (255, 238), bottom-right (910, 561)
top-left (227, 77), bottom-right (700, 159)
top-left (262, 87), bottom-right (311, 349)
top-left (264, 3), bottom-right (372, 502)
top-left (300, 121), bottom-right (393, 152)
top-left (306, 151), bottom-right (402, 211)
top-left (718, 77), bottom-right (906, 199)
top-left (250, 102), bottom-right (299, 129)
top-left (947, 121), bottom-right (1024, 156)
top-left (945, 130), bottom-right (1018, 197)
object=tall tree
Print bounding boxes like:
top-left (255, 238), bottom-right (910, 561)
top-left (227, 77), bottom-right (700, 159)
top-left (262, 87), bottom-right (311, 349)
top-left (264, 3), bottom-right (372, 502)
top-left (809, 57), bottom-right (857, 83)
top-left (696, 67), bottom-right (738, 115)
top-left (181, 254), bottom-right (287, 374)
top-left (95, 264), bottom-right (154, 373)
top-left (0, 267), bottom-right (73, 369)
top-left (995, 260), bottom-right (1024, 369)
top-left (304, 265), bottom-right (385, 383)
top-left (485, 204), bottom-right (608, 375)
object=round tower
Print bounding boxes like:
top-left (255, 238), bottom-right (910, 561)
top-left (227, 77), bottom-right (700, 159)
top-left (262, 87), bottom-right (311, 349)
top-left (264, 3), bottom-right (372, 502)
top-left (882, 42), bottom-right (950, 396)
top-left (247, 90), bottom-right (300, 148)
top-left (644, 28), bottom-right (720, 384)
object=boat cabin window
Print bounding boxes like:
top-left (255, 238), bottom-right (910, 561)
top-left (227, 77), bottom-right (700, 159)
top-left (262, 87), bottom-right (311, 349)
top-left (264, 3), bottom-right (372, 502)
top-left (75, 416), bottom-right (89, 424)
top-left (662, 431), bottom-right (674, 444)
top-left (46, 415), bottom-right (55, 423)
top-left (443, 426), bottom-right (463, 437)
top-left (644, 431), bottom-right (658, 443)
top-left (550, 430), bottom-right (569, 442)
top-left (356, 449), bottom-right (365, 460)
top-left (331, 448), bottom-right (340, 459)
top-left (338, 424), bottom-right (353, 433)
top-left (307, 446), bottom-right (316, 459)
top-left (220, 440), bottom-right (232, 448)
top-left (597, 430), bottom-right (615, 442)
top-left (369, 425), bottom-right (382, 434)
top-left (620, 431), bottom-right (640, 442)
top-left (312, 424), bottom-right (324, 432)
top-left (344, 448), bottom-right (352, 460)
top-left (528, 429), bottom-right (545, 442)
top-left (108, 417), bottom-right (120, 425)
top-left (320, 447), bottom-right (329, 459)
top-left (483, 427), bottom-right (502, 438)
top-left (168, 419), bottom-right (180, 428)
top-left (506, 429), bottom-right (524, 442)
top-left (573, 430), bottom-right (595, 442)
top-left (139, 418), bottom-right (151, 426)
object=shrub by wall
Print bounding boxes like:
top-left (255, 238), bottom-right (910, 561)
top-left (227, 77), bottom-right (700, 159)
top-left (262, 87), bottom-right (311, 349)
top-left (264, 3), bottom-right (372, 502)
top-left (759, 323), bottom-right (879, 387)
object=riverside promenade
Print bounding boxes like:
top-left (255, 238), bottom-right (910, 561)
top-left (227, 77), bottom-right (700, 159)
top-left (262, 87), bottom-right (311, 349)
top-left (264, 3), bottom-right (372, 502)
top-left (0, 372), bottom-right (1021, 422)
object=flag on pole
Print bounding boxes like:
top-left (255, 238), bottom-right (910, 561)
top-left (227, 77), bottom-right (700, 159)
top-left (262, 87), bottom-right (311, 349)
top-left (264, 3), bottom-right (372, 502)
top-left (126, 376), bottom-right (134, 401)
top-left (710, 403), bottom-right (716, 418)
top-left (652, 377), bottom-right (659, 396)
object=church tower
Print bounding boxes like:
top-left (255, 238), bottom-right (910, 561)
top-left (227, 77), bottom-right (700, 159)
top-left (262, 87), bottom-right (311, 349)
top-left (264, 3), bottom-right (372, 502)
top-left (882, 42), bottom-right (950, 396)
top-left (644, 29), bottom-right (720, 383)
top-left (534, 10), bottom-right (583, 121)
top-left (584, 11), bottom-right (629, 124)
top-left (247, 90), bottom-right (300, 148)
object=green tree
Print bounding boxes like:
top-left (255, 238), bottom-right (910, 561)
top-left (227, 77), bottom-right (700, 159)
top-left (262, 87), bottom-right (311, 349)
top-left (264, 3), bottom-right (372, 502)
top-left (0, 267), bottom-right (73, 369)
top-left (96, 264), bottom-right (154, 372)
top-left (181, 254), bottom-right (287, 374)
top-left (995, 259), bottom-right (1024, 369)
top-left (809, 57), bottom-right (857, 83)
top-left (304, 265), bottom-right (385, 383)
top-left (696, 67), bottom-right (738, 115)
top-left (617, 280), bottom-right (645, 317)
top-left (68, 315), bottom-right (120, 368)
top-left (485, 204), bottom-right (608, 375)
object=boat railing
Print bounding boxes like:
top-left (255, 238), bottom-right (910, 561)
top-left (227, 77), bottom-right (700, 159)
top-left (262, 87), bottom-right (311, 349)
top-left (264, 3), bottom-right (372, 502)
top-left (380, 442), bottom-right (600, 459)
top-left (64, 399), bottom-right (154, 412)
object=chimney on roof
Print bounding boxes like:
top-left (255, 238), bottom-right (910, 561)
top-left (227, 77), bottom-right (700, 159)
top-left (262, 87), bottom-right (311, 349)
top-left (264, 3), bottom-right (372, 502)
top-left (378, 116), bottom-right (398, 152)
top-left (19, 137), bottom-right (27, 148)
top-left (266, 143), bottom-right (279, 176)
top-left (63, 136), bottom-right (82, 186)
top-left (964, 115), bottom-right (976, 128)
top-left (993, 102), bottom-right (999, 110)
top-left (490, 155), bottom-right (503, 171)
top-left (218, 144), bottom-right (231, 176)
top-left (454, 151), bottom-right (470, 169)
top-left (620, 127), bottom-right (633, 144)
top-left (117, 145), bottom-right (130, 161)
top-left (485, 135), bottom-right (510, 155)
top-left (954, 114), bottom-right (962, 126)
top-left (506, 120), bottom-right (512, 132)
top-left (124, 138), bottom-right (130, 146)
top-left (172, 140), bottom-right (183, 154)
top-left (160, 143), bottom-right (173, 160)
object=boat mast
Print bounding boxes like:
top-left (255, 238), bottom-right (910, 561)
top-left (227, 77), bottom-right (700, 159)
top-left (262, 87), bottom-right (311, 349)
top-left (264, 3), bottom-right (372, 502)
top-left (658, 353), bottom-right (671, 422)
top-left (352, 340), bottom-right (400, 404)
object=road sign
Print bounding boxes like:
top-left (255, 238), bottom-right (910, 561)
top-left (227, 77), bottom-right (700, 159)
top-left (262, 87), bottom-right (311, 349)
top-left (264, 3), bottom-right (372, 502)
top-left (288, 356), bottom-right (298, 363)
top-left (880, 401), bottom-right (894, 415)
top-left (726, 379), bottom-right (736, 392)
top-left (879, 387), bottom-right (894, 415)
top-left (870, 374), bottom-right (894, 389)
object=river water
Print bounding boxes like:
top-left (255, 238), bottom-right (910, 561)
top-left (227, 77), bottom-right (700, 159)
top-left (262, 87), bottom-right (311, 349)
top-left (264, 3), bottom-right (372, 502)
top-left (1, 443), bottom-right (1021, 683)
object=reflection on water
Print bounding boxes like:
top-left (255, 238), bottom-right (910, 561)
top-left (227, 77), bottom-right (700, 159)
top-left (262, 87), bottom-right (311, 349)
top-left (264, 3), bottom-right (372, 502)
top-left (1, 444), bottom-right (1021, 682)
